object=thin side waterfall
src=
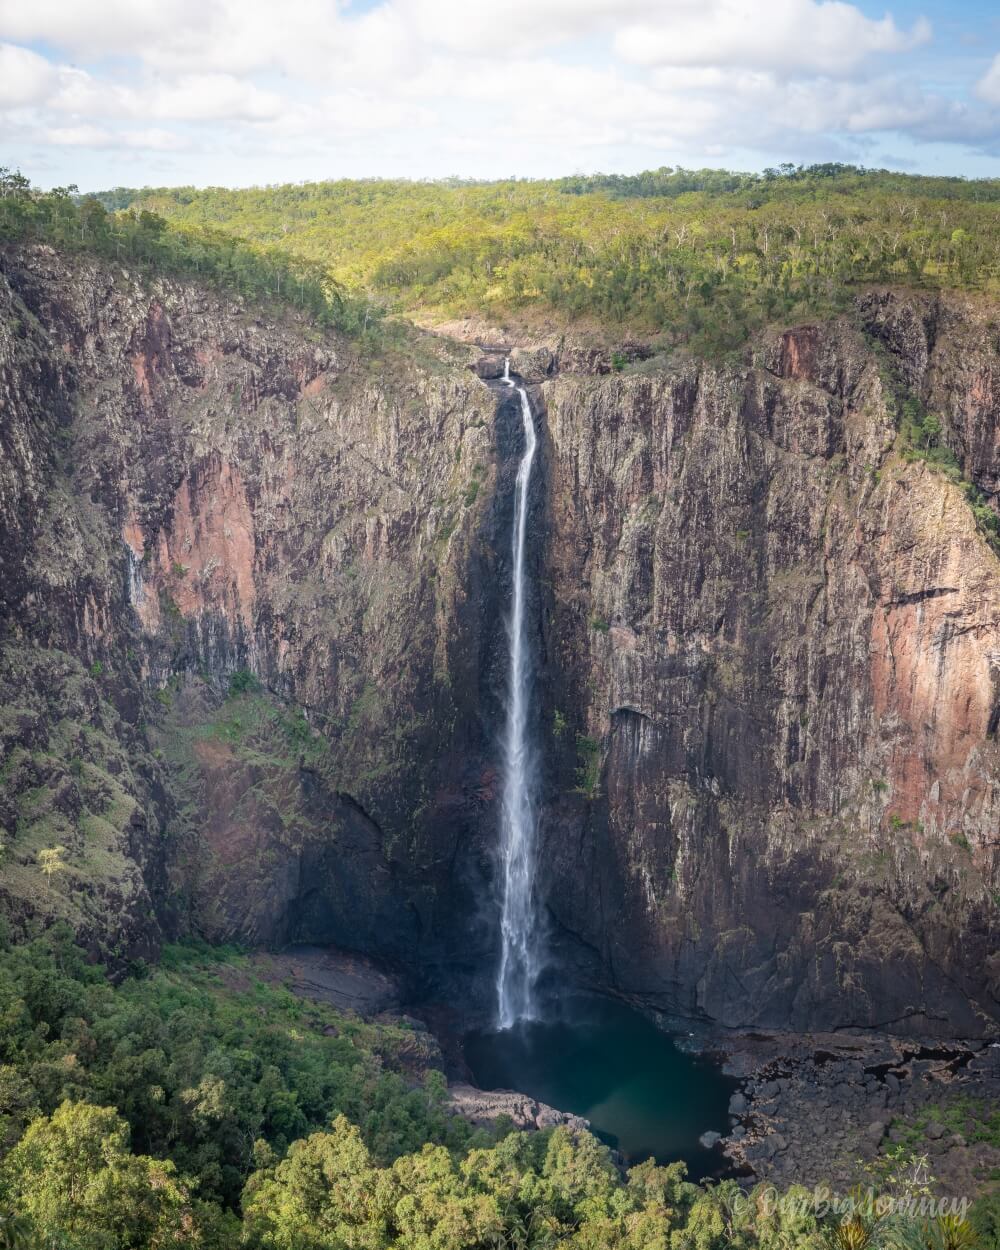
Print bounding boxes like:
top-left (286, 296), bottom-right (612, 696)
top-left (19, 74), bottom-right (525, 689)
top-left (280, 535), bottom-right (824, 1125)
top-left (496, 357), bottom-right (542, 1030)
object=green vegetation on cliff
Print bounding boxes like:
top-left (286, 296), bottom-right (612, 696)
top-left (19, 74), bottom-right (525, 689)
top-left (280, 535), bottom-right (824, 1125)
top-left (867, 341), bottom-right (1000, 553)
top-left (0, 928), bottom-right (479, 1208)
top-left (99, 164), bottom-right (1000, 352)
top-left (2, 167), bottom-right (1000, 1249)
top-left (0, 169), bottom-right (376, 336)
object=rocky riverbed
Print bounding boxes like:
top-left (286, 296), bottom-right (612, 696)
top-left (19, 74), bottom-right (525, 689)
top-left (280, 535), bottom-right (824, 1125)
top-left (714, 1030), bottom-right (1000, 1195)
top-left (448, 1084), bottom-right (591, 1133)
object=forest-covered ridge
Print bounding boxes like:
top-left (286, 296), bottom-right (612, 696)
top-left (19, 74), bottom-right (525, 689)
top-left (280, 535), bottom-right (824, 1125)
top-left (0, 168), bottom-right (379, 337)
top-left (93, 164), bottom-right (1000, 352)
top-left (6, 163), bottom-right (1000, 352)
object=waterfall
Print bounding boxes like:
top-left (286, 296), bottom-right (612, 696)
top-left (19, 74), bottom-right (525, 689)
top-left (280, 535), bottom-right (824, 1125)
top-left (496, 357), bottom-right (542, 1029)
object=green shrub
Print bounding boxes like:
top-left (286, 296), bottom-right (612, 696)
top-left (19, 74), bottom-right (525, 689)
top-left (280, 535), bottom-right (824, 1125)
top-left (227, 668), bottom-right (262, 696)
top-left (574, 734), bottom-right (602, 798)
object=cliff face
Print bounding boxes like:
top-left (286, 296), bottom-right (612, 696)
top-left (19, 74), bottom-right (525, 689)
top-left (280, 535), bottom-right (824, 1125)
top-left (0, 245), bottom-right (510, 976)
top-left (0, 247), bottom-right (997, 1034)
top-left (538, 294), bottom-right (1000, 1036)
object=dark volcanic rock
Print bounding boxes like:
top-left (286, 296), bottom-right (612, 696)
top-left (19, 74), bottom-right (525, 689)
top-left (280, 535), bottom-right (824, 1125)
top-left (716, 1030), bottom-right (1000, 1192)
top-left (0, 244), bottom-right (505, 987)
top-left (540, 310), bottom-right (1000, 1036)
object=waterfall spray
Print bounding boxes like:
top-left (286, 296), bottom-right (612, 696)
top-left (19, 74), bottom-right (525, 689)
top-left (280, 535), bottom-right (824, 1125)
top-left (496, 358), bottom-right (542, 1029)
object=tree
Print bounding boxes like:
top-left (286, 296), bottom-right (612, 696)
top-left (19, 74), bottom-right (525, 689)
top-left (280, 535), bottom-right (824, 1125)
top-left (37, 847), bottom-right (67, 879)
top-left (0, 1100), bottom-right (200, 1250)
top-left (0, 1211), bottom-right (34, 1250)
top-left (0, 168), bottom-right (30, 200)
top-left (242, 1114), bottom-right (393, 1249)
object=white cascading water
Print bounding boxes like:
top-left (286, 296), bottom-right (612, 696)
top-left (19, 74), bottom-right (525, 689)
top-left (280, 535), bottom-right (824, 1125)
top-left (496, 357), bottom-right (542, 1029)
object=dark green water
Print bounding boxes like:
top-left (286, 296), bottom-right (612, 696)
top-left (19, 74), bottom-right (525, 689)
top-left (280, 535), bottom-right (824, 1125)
top-left (464, 995), bottom-right (737, 1179)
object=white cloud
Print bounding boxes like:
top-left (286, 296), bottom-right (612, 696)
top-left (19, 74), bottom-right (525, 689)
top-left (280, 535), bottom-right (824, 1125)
top-left (0, 1), bottom-right (202, 58)
top-left (977, 53), bottom-right (1000, 106)
top-left (1, 0), bottom-right (997, 181)
top-left (42, 124), bottom-right (189, 150)
top-left (0, 41), bottom-right (55, 106)
top-left (397, 0), bottom-right (654, 53)
top-left (615, 0), bottom-right (930, 77)
top-left (38, 65), bottom-right (283, 124)
top-left (43, 124), bottom-right (112, 148)
top-left (146, 75), bottom-right (284, 122)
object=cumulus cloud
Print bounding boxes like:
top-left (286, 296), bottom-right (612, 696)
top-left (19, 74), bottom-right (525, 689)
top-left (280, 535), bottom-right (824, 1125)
top-left (0, 42), bottom-right (56, 106)
top-left (42, 124), bottom-right (188, 150)
top-left (615, 0), bottom-right (930, 77)
top-left (0, 0), bottom-right (203, 58)
top-left (977, 53), bottom-right (1000, 106)
top-left (0, 0), bottom-right (996, 181)
top-left (145, 75), bottom-right (284, 122)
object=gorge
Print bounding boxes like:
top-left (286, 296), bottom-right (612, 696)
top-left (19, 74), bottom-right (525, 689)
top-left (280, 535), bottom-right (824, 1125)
top-left (1, 234), bottom-right (1000, 1207)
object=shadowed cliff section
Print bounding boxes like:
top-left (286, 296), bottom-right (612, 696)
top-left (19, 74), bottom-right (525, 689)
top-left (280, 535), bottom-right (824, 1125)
top-left (0, 244), bottom-right (998, 1036)
top-left (535, 296), bottom-right (1000, 1036)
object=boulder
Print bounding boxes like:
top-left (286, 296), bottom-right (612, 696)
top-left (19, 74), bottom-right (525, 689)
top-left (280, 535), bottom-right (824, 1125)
top-left (448, 1083), bottom-right (589, 1134)
top-left (473, 355), bottom-right (506, 380)
top-left (763, 1133), bottom-right (788, 1158)
top-left (509, 346), bottom-right (553, 383)
top-left (729, 1092), bottom-right (748, 1116)
top-left (699, 1130), bottom-right (722, 1149)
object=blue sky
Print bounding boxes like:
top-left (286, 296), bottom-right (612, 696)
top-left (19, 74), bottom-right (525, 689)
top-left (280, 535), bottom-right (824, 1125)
top-left (2, 0), bottom-right (1000, 190)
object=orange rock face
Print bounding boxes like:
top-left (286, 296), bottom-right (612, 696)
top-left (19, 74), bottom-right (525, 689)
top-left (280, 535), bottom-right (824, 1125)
top-left (152, 459), bottom-right (256, 627)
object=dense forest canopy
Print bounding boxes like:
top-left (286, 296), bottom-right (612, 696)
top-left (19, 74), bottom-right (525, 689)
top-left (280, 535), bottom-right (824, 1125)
top-left (77, 163), bottom-right (1000, 352)
top-left (4, 164), bottom-right (1000, 352)
top-left (0, 928), bottom-right (996, 1249)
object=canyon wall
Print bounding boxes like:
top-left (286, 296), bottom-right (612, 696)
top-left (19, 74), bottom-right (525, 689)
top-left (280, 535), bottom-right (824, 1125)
top-left (538, 293), bottom-right (1000, 1035)
top-left (0, 244), bottom-right (511, 977)
top-left (0, 246), bottom-right (997, 1034)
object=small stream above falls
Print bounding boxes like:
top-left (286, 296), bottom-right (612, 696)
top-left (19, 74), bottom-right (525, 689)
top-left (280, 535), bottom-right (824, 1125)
top-left (464, 994), bottom-right (738, 1179)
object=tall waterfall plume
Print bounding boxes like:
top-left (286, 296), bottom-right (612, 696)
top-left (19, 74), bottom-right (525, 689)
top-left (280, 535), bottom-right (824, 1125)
top-left (496, 358), bottom-right (542, 1029)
